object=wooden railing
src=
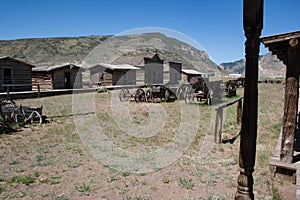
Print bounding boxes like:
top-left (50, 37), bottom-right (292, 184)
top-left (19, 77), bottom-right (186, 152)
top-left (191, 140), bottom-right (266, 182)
top-left (214, 97), bottom-right (243, 143)
top-left (2, 84), bottom-right (42, 98)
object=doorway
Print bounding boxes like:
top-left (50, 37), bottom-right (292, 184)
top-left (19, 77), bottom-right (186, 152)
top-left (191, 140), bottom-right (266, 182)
top-left (64, 72), bottom-right (71, 89)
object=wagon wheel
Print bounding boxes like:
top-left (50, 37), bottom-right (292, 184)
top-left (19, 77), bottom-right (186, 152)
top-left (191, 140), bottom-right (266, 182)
top-left (0, 98), bottom-right (16, 108)
top-left (119, 88), bottom-right (130, 102)
top-left (145, 90), bottom-right (152, 103)
top-left (176, 85), bottom-right (186, 100)
top-left (205, 90), bottom-right (213, 105)
top-left (10, 106), bottom-right (26, 125)
top-left (25, 111), bottom-right (43, 124)
top-left (184, 87), bottom-right (194, 104)
top-left (0, 112), bottom-right (5, 130)
top-left (165, 89), bottom-right (171, 102)
top-left (134, 88), bottom-right (146, 103)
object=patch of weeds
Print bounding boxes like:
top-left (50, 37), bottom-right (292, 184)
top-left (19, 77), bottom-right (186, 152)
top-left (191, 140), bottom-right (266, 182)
top-left (37, 147), bottom-right (49, 155)
top-left (221, 159), bottom-right (238, 170)
top-left (199, 167), bottom-right (221, 186)
top-left (65, 160), bottom-right (80, 168)
top-left (50, 191), bottom-right (69, 200)
top-left (272, 187), bottom-right (282, 200)
top-left (121, 171), bottom-right (130, 177)
top-left (17, 191), bottom-right (28, 198)
top-left (153, 166), bottom-right (161, 172)
top-left (178, 177), bottom-right (194, 190)
top-left (106, 174), bottom-right (117, 183)
top-left (9, 174), bottom-right (35, 185)
top-left (33, 171), bottom-right (40, 177)
top-left (76, 183), bottom-right (92, 196)
top-left (162, 176), bottom-right (170, 184)
top-left (257, 151), bottom-right (269, 167)
top-left (14, 166), bottom-right (25, 173)
top-left (50, 176), bottom-right (61, 185)
top-left (9, 160), bottom-right (19, 165)
top-left (39, 178), bottom-right (49, 184)
top-left (183, 194), bottom-right (200, 200)
top-left (127, 197), bottom-right (143, 200)
top-left (194, 167), bottom-right (204, 177)
top-left (207, 192), bottom-right (226, 200)
top-left (0, 186), bottom-right (5, 193)
top-left (180, 158), bottom-right (193, 166)
top-left (96, 86), bottom-right (108, 93)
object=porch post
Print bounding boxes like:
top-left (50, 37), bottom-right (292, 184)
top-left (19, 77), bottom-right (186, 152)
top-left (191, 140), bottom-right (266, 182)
top-left (235, 0), bottom-right (263, 199)
top-left (280, 39), bottom-right (300, 163)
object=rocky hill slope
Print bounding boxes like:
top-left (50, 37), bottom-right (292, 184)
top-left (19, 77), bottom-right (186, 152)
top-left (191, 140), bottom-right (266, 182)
top-left (0, 33), bottom-right (220, 73)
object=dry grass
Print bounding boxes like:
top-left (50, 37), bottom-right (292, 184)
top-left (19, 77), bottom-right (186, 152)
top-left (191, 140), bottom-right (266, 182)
top-left (0, 83), bottom-right (292, 199)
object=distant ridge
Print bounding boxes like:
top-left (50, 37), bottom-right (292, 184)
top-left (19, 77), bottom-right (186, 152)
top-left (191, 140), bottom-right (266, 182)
top-left (220, 53), bottom-right (286, 78)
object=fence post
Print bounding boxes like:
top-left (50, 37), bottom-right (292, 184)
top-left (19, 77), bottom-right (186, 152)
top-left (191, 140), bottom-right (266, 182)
top-left (37, 85), bottom-right (40, 98)
top-left (6, 86), bottom-right (10, 97)
top-left (236, 98), bottom-right (243, 124)
top-left (214, 108), bottom-right (223, 144)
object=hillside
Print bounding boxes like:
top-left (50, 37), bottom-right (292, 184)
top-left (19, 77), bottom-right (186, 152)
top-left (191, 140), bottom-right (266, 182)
top-left (220, 53), bottom-right (286, 78)
top-left (0, 33), bottom-right (220, 73)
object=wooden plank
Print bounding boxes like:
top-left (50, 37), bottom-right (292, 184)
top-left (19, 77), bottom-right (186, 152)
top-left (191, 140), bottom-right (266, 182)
top-left (214, 109), bottom-right (223, 144)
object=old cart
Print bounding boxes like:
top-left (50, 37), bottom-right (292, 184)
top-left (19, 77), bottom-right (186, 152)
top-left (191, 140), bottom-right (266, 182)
top-left (119, 84), bottom-right (176, 103)
top-left (119, 87), bottom-right (147, 103)
top-left (145, 84), bottom-right (176, 102)
top-left (184, 77), bottom-right (222, 105)
top-left (0, 97), bottom-right (43, 129)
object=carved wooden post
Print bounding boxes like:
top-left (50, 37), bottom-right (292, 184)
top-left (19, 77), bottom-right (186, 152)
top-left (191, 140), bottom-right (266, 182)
top-left (280, 38), bottom-right (300, 163)
top-left (235, 0), bottom-right (263, 199)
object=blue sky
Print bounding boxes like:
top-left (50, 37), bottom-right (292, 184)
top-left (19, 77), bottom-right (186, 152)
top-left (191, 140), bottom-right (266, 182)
top-left (0, 0), bottom-right (299, 64)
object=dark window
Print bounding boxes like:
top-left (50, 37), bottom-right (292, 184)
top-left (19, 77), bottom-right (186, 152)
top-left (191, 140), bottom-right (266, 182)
top-left (3, 68), bottom-right (12, 84)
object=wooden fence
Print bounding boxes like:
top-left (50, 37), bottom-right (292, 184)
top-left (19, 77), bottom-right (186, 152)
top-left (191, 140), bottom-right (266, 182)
top-left (214, 97), bottom-right (243, 143)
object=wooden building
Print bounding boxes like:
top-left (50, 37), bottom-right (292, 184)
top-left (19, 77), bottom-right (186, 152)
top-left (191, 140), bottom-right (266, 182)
top-left (87, 63), bottom-right (140, 86)
top-left (32, 64), bottom-right (83, 90)
top-left (169, 62), bottom-right (182, 84)
top-left (261, 31), bottom-right (300, 197)
top-left (144, 54), bottom-right (164, 84)
top-left (181, 69), bottom-right (202, 82)
top-left (0, 56), bottom-right (34, 92)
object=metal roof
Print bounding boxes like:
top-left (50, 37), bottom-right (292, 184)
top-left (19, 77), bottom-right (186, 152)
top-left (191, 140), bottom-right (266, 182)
top-left (181, 69), bottom-right (202, 75)
top-left (33, 63), bottom-right (82, 72)
top-left (87, 63), bottom-right (140, 70)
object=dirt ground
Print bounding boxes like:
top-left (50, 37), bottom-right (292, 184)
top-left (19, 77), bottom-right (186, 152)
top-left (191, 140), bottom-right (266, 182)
top-left (0, 83), bottom-right (296, 199)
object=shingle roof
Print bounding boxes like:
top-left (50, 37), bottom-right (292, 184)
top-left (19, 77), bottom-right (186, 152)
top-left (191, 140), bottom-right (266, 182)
top-left (0, 56), bottom-right (35, 67)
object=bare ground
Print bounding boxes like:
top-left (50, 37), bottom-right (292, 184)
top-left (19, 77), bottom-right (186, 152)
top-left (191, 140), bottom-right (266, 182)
top-left (0, 83), bottom-right (294, 200)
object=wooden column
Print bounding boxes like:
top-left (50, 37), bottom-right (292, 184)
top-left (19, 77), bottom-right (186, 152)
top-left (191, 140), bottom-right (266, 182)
top-left (235, 0), bottom-right (263, 199)
top-left (280, 39), bottom-right (300, 163)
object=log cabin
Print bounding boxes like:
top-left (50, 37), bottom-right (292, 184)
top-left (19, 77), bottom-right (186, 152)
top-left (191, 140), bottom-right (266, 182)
top-left (87, 63), bottom-right (140, 86)
top-left (32, 64), bottom-right (83, 90)
top-left (0, 56), bottom-right (34, 92)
